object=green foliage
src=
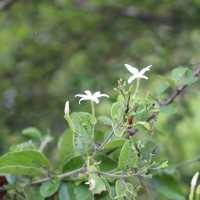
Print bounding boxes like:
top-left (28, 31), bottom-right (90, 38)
top-left (0, 150), bottom-right (51, 176)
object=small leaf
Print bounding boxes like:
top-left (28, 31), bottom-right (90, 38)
top-left (40, 178), bottom-right (60, 197)
top-left (115, 180), bottom-right (126, 199)
top-left (98, 116), bottom-right (112, 125)
top-left (155, 82), bottom-right (169, 95)
top-left (58, 129), bottom-right (75, 164)
top-left (160, 105), bottom-right (178, 114)
top-left (118, 141), bottom-right (137, 170)
top-left (111, 102), bottom-right (126, 137)
top-left (90, 174), bottom-right (107, 195)
top-left (58, 182), bottom-right (76, 200)
top-left (95, 154), bottom-right (117, 172)
top-left (159, 76), bottom-right (177, 87)
top-left (0, 150), bottom-right (51, 176)
top-left (22, 127), bottom-right (41, 140)
top-left (104, 139), bottom-right (126, 150)
top-left (10, 141), bottom-right (36, 152)
top-left (134, 121), bottom-right (151, 131)
top-left (62, 156), bottom-right (83, 173)
top-left (75, 183), bottom-right (92, 200)
top-left (71, 112), bottom-right (96, 154)
top-left (172, 67), bottom-right (188, 81)
top-left (182, 76), bottom-right (199, 86)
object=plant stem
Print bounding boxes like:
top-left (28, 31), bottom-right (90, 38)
top-left (64, 114), bottom-right (75, 133)
top-left (133, 78), bottom-right (140, 99)
top-left (91, 100), bottom-right (95, 117)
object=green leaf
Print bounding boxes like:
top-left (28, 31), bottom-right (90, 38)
top-left (160, 105), bottom-right (178, 114)
top-left (104, 139), bottom-right (126, 150)
top-left (40, 178), bottom-right (60, 197)
top-left (58, 129), bottom-right (75, 164)
top-left (62, 156), bottom-right (83, 173)
top-left (75, 183), bottom-right (93, 200)
top-left (71, 112), bottom-right (96, 154)
top-left (134, 121), bottom-right (151, 131)
top-left (98, 116), bottom-right (112, 126)
top-left (95, 154), bottom-right (117, 172)
top-left (182, 76), bottom-right (199, 86)
top-left (172, 67), bottom-right (188, 81)
top-left (24, 185), bottom-right (44, 200)
top-left (10, 141), bottom-right (36, 152)
top-left (115, 180), bottom-right (126, 199)
top-left (0, 150), bottom-right (51, 176)
top-left (58, 182), bottom-right (76, 200)
top-left (157, 186), bottom-right (185, 200)
top-left (118, 141), bottom-right (137, 170)
top-left (111, 102), bottom-right (126, 137)
top-left (155, 82), bottom-right (169, 95)
top-left (22, 127), bottom-right (41, 140)
top-left (90, 174), bottom-right (107, 195)
top-left (159, 76), bottom-right (177, 87)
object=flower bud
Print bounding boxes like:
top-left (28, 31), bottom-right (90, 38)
top-left (191, 172), bottom-right (199, 187)
top-left (64, 101), bottom-right (70, 115)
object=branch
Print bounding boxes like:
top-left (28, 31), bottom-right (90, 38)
top-left (0, 0), bottom-right (13, 10)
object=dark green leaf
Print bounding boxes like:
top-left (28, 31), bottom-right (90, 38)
top-left (104, 139), bottom-right (126, 150)
top-left (75, 183), bottom-right (92, 200)
top-left (62, 156), bottom-right (83, 173)
top-left (71, 112), bottom-right (96, 154)
top-left (95, 154), bottom-right (117, 172)
top-left (58, 182), bottom-right (76, 200)
top-left (0, 150), bottom-right (51, 176)
top-left (58, 129), bottom-right (76, 164)
top-left (118, 141), bottom-right (137, 170)
top-left (40, 178), bottom-right (60, 197)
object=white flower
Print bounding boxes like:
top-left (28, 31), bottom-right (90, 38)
top-left (191, 172), bottom-right (199, 187)
top-left (85, 179), bottom-right (96, 190)
top-left (75, 90), bottom-right (109, 104)
top-left (64, 101), bottom-right (70, 115)
top-left (124, 64), bottom-right (152, 83)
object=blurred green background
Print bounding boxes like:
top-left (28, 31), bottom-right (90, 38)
top-left (0, 1), bottom-right (200, 199)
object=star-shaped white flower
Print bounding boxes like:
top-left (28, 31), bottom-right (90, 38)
top-left (85, 179), bottom-right (96, 190)
top-left (75, 90), bottom-right (109, 104)
top-left (124, 64), bottom-right (152, 83)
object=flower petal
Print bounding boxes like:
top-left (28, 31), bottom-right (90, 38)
top-left (139, 65), bottom-right (152, 75)
top-left (125, 64), bottom-right (138, 74)
top-left (138, 74), bottom-right (148, 80)
top-left (75, 94), bottom-right (87, 98)
top-left (84, 90), bottom-right (92, 97)
top-left (93, 91), bottom-right (101, 98)
top-left (78, 97), bottom-right (91, 104)
top-left (92, 98), bottom-right (100, 104)
top-left (128, 75), bottom-right (138, 83)
top-left (99, 94), bottom-right (109, 98)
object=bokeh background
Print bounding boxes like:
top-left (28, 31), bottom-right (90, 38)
top-left (0, 1), bottom-right (200, 199)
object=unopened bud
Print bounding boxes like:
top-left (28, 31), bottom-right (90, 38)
top-left (64, 101), bottom-right (70, 115)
